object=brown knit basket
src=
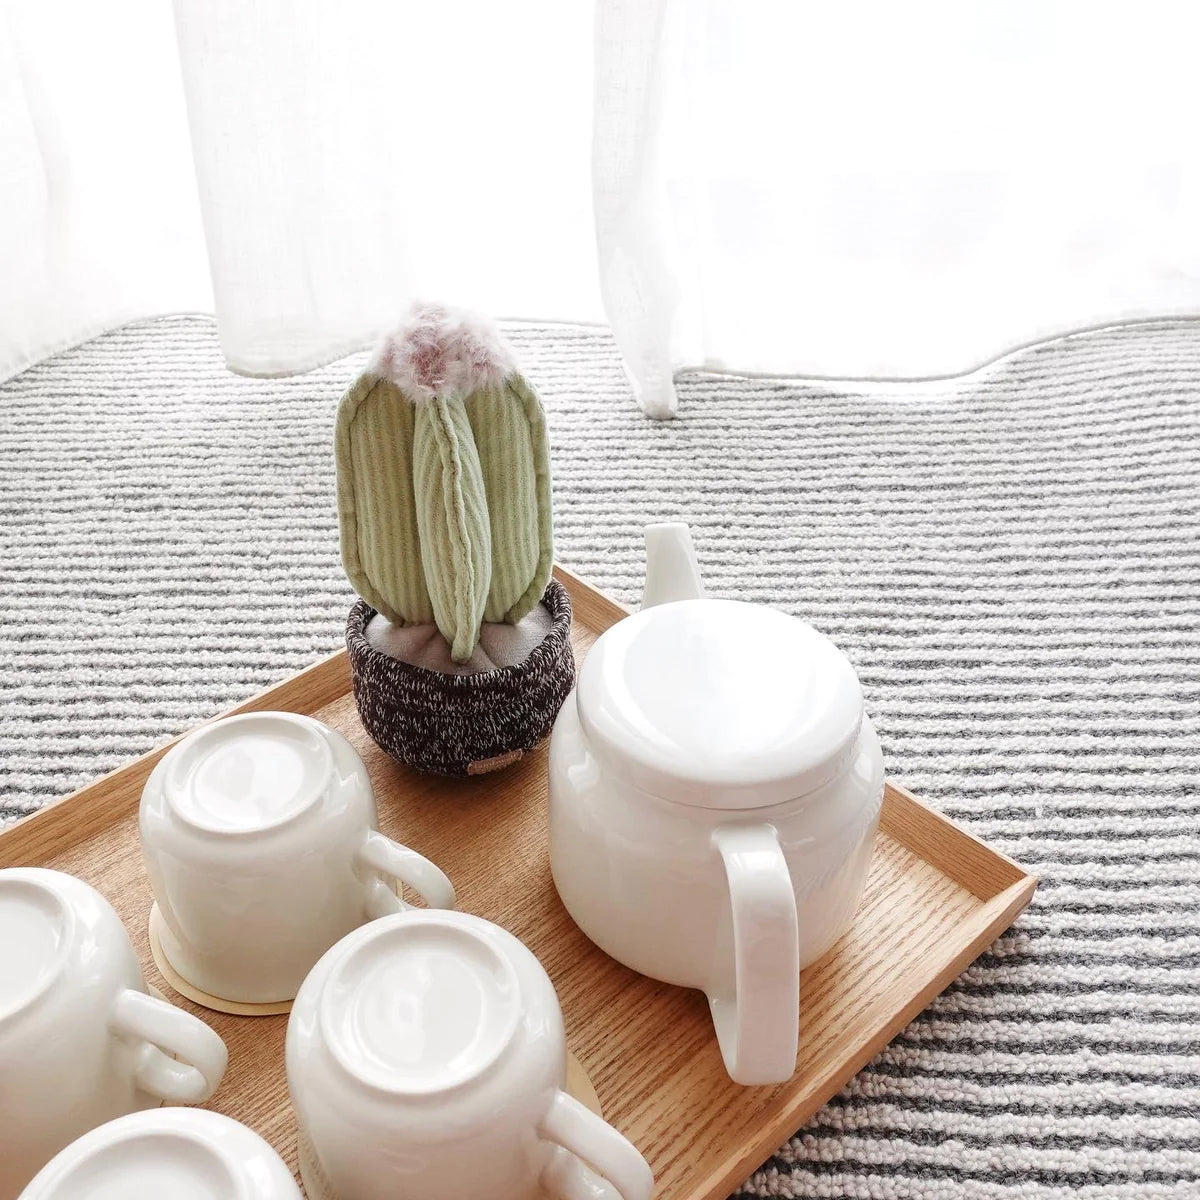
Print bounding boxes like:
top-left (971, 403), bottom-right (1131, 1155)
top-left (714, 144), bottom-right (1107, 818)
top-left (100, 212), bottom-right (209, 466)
top-left (346, 580), bottom-right (575, 776)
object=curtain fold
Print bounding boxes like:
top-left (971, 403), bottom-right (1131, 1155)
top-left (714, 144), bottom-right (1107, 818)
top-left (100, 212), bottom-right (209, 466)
top-left (171, 0), bottom-right (602, 377)
top-left (0, 0), bottom-right (210, 382)
top-left (1, 0), bottom-right (601, 384)
top-left (591, 0), bottom-right (678, 419)
top-left (593, 0), bottom-right (1200, 416)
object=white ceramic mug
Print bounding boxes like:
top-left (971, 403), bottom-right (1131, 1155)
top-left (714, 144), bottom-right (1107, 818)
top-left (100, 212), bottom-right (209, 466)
top-left (0, 869), bottom-right (229, 1200)
top-left (16, 1108), bottom-right (302, 1200)
top-left (548, 523), bottom-right (885, 1085)
top-left (286, 910), bottom-right (654, 1200)
top-left (139, 711), bottom-right (456, 1004)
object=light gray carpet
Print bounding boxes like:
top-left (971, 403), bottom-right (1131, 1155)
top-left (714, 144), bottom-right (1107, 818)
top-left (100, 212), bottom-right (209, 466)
top-left (3, 315), bottom-right (1199, 1197)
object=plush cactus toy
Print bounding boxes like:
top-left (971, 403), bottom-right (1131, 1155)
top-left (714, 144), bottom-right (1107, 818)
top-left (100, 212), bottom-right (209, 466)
top-left (336, 304), bottom-right (554, 662)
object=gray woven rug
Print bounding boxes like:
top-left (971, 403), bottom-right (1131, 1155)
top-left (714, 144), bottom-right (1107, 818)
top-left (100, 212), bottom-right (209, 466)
top-left (3, 316), bottom-right (1199, 1197)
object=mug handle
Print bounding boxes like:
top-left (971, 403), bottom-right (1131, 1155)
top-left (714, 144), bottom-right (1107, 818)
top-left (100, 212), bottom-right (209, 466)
top-left (356, 830), bottom-right (456, 919)
top-left (109, 988), bottom-right (228, 1104)
top-left (537, 1090), bottom-right (654, 1200)
top-left (542, 1146), bottom-right (622, 1200)
top-left (708, 823), bottom-right (800, 1085)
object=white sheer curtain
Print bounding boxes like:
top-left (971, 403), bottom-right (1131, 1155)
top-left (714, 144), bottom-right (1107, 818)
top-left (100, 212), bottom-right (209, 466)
top-left (1, 0), bottom-right (601, 382)
top-left (4, 1), bottom-right (1200, 416)
top-left (595, 1), bottom-right (1200, 416)
top-left (170, 0), bottom-right (601, 375)
top-left (0, 0), bottom-right (210, 380)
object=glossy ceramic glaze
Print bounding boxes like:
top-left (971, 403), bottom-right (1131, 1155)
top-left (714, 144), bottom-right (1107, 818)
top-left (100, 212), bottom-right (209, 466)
top-left (577, 597), bottom-right (867, 808)
top-left (287, 910), bottom-right (653, 1200)
top-left (139, 712), bottom-right (456, 1003)
top-left (0, 869), bottom-right (228, 1200)
top-left (17, 1109), bottom-right (301, 1200)
top-left (548, 524), bottom-right (885, 1085)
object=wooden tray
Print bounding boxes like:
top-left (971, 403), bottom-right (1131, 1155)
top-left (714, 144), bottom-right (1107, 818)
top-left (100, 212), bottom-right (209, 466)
top-left (0, 567), bottom-right (1036, 1200)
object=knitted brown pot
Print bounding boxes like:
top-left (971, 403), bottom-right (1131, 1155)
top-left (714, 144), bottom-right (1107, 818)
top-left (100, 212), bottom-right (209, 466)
top-left (346, 580), bottom-right (575, 776)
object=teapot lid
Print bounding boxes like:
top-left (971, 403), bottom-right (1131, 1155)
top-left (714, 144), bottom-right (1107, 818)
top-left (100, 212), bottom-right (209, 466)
top-left (576, 599), bottom-right (864, 810)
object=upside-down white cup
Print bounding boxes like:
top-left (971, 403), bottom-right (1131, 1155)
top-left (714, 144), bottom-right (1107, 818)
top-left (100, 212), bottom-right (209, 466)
top-left (17, 1109), bottom-right (302, 1200)
top-left (139, 712), bottom-right (456, 1005)
top-left (287, 910), bottom-right (654, 1200)
top-left (0, 869), bottom-right (228, 1200)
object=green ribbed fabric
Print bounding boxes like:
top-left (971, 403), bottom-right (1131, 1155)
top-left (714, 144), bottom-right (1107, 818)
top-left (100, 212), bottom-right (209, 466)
top-left (335, 377), bottom-right (433, 627)
top-left (467, 378), bottom-right (553, 624)
top-left (335, 373), bottom-right (553, 663)
top-left (413, 396), bottom-right (491, 661)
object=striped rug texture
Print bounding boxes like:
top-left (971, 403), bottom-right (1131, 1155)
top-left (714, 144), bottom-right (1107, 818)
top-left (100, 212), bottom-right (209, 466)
top-left (2, 316), bottom-right (1199, 1197)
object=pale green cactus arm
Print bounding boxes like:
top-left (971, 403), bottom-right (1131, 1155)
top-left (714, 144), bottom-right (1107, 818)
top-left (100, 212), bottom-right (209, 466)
top-left (412, 395), bottom-right (492, 662)
top-left (466, 376), bottom-right (553, 624)
top-left (334, 305), bottom-right (553, 663)
top-left (334, 376), bottom-right (433, 628)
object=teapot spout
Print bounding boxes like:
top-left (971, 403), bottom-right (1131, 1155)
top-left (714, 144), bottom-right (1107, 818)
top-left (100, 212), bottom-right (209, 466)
top-left (641, 523), bottom-right (704, 609)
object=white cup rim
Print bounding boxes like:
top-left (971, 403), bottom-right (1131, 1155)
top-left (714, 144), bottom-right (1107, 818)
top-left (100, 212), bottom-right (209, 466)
top-left (317, 911), bottom-right (524, 1098)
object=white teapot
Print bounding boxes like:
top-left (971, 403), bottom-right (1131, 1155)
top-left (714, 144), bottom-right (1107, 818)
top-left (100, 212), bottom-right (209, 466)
top-left (548, 524), bottom-right (884, 1085)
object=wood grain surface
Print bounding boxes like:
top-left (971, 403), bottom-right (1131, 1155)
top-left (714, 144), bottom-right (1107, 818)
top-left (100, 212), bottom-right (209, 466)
top-left (0, 567), bottom-right (1036, 1200)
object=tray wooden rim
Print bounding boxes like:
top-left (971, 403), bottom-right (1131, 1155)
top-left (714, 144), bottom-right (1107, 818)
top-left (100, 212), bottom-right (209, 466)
top-left (1, 565), bottom-right (1037, 1200)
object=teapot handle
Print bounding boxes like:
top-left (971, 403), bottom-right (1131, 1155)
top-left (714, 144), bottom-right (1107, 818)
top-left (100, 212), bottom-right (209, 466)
top-left (708, 824), bottom-right (800, 1085)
